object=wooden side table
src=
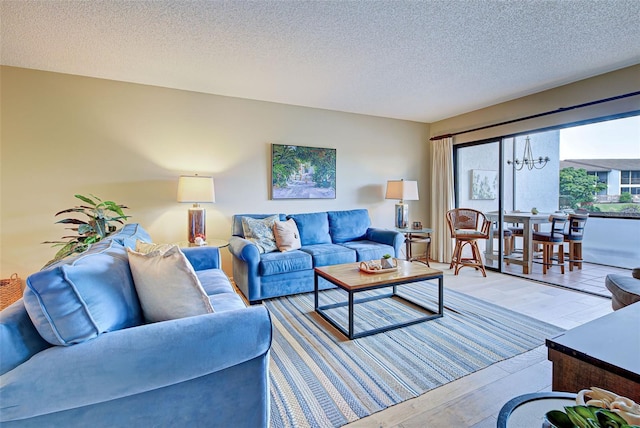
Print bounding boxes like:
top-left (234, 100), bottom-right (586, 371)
top-left (395, 228), bottom-right (432, 266)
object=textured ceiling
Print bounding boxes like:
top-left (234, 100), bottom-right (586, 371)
top-left (2, 1), bottom-right (639, 123)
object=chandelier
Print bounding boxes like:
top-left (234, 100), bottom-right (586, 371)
top-left (507, 136), bottom-right (550, 171)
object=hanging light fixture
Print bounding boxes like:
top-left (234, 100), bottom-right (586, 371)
top-left (507, 136), bottom-right (550, 171)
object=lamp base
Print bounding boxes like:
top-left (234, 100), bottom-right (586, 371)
top-left (187, 207), bottom-right (206, 243)
top-left (394, 202), bottom-right (409, 229)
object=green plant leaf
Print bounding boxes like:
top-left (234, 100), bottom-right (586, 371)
top-left (596, 409), bottom-right (628, 427)
top-left (75, 194), bottom-right (98, 206)
top-left (565, 407), bottom-right (590, 428)
top-left (55, 218), bottom-right (89, 225)
top-left (545, 410), bottom-right (574, 428)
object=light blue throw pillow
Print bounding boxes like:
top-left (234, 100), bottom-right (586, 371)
top-left (242, 215), bottom-right (279, 253)
top-left (23, 239), bottom-right (142, 346)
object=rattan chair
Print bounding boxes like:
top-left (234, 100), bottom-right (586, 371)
top-left (563, 213), bottom-right (589, 271)
top-left (446, 208), bottom-right (490, 277)
top-left (532, 214), bottom-right (568, 274)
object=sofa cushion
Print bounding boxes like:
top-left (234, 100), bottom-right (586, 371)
top-left (259, 250), bottom-right (312, 276)
top-left (273, 219), bottom-right (302, 252)
top-left (24, 239), bottom-right (142, 346)
top-left (242, 215), bottom-right (279, 253)
top-left (232, 213), bottom-right (286, 237)
top-left (300, 244), bottom-right (356, 267)
top-left (195, 269), bottom-right (247, 312)
top-left (327, 209), bottom-right (371, 243)
top-left (339, 240), bottom-right (396, 262)
top-left (288, 212), bottom-right (332, 246)
top-left (128, 246), bottom-right (214, 322)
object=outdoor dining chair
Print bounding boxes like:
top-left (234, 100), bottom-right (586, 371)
top-left (532, 214), bottom-right (569, 274)
top-left (446, 208), bottom-right (491, 277)
top-left (563, 212), bottom-right (589, 271)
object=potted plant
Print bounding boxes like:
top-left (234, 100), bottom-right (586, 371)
top-left (43, 194), bottom-right (130, 267)
top-left (380, 253), bottom-right (395, 269)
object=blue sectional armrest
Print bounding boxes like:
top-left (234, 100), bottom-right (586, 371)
top-left (0, 306), bottom-right (272, 422)
top-left (229, 236), bottom-right (260, 264)
top-left (181, 246), bottom-right (222, 270)
top-left (366, 228), bottom-right (404, 257)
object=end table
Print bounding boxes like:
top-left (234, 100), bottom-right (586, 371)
top-left (395, 227), bottom-right (432, 266)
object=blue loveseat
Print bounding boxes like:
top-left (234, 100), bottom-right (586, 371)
top-left (0, 224), bottom-right (272, 427)
top-left (229, 209), bottom-right (404, 304)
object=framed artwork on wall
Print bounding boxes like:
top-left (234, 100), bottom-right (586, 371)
top-left (271, 144), bottom-right (336, 199)
top-left (471, 169), bottom-right (497, 200)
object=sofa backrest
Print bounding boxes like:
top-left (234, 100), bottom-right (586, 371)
top-left (327, 209), bottom-right (371, 243)
top-left (232, 214), bottom-right (287, 238)
top-left (22, 224), bottom-right (149, 347)
top-left (287, 212), bottom-right (332, 246)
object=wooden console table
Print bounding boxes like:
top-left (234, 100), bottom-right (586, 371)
top-left (546, 303), bottom-right (640, 401)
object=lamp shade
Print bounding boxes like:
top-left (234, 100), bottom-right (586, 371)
top-left (177, 175), bottom-right (215, 203)
top-left (385, 180), bottom-right (419, 201)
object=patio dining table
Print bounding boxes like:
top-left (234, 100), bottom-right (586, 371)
top-left (485, 212), bottom-right (551, 274)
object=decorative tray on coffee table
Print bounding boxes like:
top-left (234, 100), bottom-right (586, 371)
top-left (359, 260), bottom-right (398, 274)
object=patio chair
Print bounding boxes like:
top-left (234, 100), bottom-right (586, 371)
top-left (446, 208), bottom-right (490, 277)
top-left (563, 213), bottom-right (589, 271)
top-left (532, 214), bottom-right (568, 274)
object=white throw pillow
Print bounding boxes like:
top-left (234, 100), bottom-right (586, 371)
top-left (135, 239), bottom-right (175, 255)
top-left (127, 245), bottom-right (214, 322)
top-left (273, 219), bottom-right (302, 252)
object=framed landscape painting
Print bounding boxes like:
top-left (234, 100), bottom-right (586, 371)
top-left (471, 169), bottom-right (497, 200)
top-left (271, 144), bottom-right (336, 199)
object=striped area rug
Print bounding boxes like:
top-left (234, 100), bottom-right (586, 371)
top-left (265, 282), bottom-right (564, 427)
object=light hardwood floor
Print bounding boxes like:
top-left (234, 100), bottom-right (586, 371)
top-left (344, 262), bottom-right (613, 428)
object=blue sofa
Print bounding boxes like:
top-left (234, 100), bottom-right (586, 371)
top-left (229, 209), bottom-right (404, 304)
top-left (0, 224), bottom-right (272, 427)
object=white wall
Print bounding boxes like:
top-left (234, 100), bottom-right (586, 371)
top-left (0, 66), bottom-right (430, 278)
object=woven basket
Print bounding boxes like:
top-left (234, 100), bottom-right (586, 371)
top-left (1, 273), bottom-right (23, 310)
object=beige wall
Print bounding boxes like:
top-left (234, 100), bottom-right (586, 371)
top-left (0, 66), bottom-right (430, 279)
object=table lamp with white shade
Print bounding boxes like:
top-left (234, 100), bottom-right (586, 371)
top-left (385, 179), bottom-right (419, 229)
top-left (177, 175), bottom-right (215, 244)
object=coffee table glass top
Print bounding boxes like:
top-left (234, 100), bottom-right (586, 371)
top-left (315, 259), bottom-right (442, 290)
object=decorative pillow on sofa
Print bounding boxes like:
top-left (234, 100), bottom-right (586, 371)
top-left (23, 239), bottom-right (143, 346)
top-left (127, 246), bottom-right (214, 322)
top-left (242, 215), bottom-right (279, 253)
top-left (273, 219), bottom-right (302, 252)
top-left (135, 239), bottom-right (175, 255)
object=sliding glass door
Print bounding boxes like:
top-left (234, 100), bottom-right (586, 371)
top-left (454, 140), bottom-right (505, 270)
top-left (454, 130), bottom-right (561, 272)
top-left (453, 114), bottom-right (639, 278)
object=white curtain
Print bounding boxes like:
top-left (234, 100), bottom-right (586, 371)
top-left (430, 137), bottom-right (455, 263)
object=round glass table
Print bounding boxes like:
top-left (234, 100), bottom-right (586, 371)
top-left (497, 392), bottom-right (576, 428)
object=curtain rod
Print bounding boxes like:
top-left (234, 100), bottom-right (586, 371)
top-left (429, 90), bottom-right (640, 141)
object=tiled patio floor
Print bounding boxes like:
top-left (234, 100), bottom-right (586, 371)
top-left (501, 260), bottom-right (631, 298)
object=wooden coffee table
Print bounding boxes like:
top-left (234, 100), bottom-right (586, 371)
top-left (314, 260), bottom-right (443, 339)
